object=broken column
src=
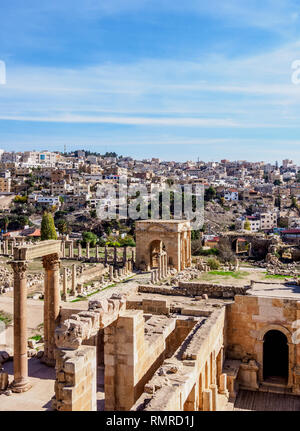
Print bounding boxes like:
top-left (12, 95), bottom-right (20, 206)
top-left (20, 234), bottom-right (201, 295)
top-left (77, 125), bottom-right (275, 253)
top-left (62, 267), bottom-right (68, 301)
top-left (109, 265), bottom-right (114, 281)
top-left (86, 243), bottom-right (90, 259)
top-left (219, 373), bottom-right (229, 396)
top-left (71, 264), bottom-right (77, 295)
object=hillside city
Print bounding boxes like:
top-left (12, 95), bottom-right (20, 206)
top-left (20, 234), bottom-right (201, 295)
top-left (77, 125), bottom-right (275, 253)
top-left (0, 149), bottom-right (299, 246)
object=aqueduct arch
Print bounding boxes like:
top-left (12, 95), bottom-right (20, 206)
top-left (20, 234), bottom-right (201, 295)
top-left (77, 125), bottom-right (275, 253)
top-left (9, 240), bottom-right (61, 393)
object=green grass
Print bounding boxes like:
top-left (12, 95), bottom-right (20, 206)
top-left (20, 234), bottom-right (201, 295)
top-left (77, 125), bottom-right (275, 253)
top-left (264, 274), bottom-right (295, 279)
top-left (30, 334), bottom-right (42, 342)
top-left (0, 310), bottom-right (12, 325)
top-left (208, 270), bottom-right (250, 279)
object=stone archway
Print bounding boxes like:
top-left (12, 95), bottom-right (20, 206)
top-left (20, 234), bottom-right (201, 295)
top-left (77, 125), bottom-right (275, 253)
top-left (149, 240), bottom-right (163, 268)
top-left (263, 330), bottom-right (288, 383)
top-left (255, 324), bottom-right (294, 388)
top-left (9, 240), bottom-right (61, 393)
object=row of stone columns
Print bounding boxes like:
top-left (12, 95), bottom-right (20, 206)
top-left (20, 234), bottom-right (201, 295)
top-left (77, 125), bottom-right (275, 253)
top-left (0, 239), bottom-right (17, 256)
top-left (151, 252), bottom-right (169, 283)
top-left (60, 242), bottom-right (136, 268)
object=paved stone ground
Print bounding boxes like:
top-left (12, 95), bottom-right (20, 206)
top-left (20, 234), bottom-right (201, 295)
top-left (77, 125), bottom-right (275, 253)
top-left (250, 282), bottom-right (300, 299)
top-left (232, 389), bottom-right (300, 411)
top-left (0, 358), bottom-right (55, 411)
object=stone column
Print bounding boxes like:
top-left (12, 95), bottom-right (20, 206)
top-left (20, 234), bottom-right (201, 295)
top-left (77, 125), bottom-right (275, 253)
top-left (4, 239), bottom-right (8, 255)
top-left (42, 254), bottom-right (60, 366)
top-left (10, 261), bottom-right (32, 393)
top-left (78, 243), bottom-right (82, 258)
top-left (164, 253), bottom-right (168, 278)
top-left (202, 389), bottom-right (212, 411)
top-left (109, 265), bottom-right (114, 281)
top-left (86, 243), bottom-right (90, 259)
top-left (104, 246), bottom-right (108, 265)
top-left (131, 249), bottom-right (135, 265)
top-left (158, 254), bottom-right (162, 280)
top-left (123, 246), bottom-right (127, 265)
top-left (62, 267), bottom-right (68, 301)
top-left (95, 245), bottom-right (99, 260)
top-left (61, 241), bottom-right (65, 258)
top-left (151, 270), bottom-right (155, 284)
top-left (210, 384), bottom-right (218, 411)
top-left (71, 264), bottom-right (77, 295)
top-left (113, 247), bottom-right (117, 266)
top-left (219, 373), bottom-right (229, 396)
top-left (43, 266), bottom-right (49, 359)
top-left (69, 242), bottom-right (74, 259)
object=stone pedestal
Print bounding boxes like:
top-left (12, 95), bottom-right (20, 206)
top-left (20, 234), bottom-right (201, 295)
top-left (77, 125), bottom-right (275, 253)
top-left (239, 360), bottom-right (259, 390)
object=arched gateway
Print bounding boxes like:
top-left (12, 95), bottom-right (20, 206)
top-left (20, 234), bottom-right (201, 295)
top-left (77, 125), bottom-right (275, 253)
top-left (135, 220), bottom-right (192, 272)
top-left (263, 330), bottom-right (288, 383)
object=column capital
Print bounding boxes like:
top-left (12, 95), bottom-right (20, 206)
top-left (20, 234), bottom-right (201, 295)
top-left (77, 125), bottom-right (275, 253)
top-left (42, 253), bottom-right (60, 271)
top-left (9, 260), bottom-right (29, 279)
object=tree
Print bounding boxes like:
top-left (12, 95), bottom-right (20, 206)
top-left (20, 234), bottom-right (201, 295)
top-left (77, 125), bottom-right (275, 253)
top-left (204, 186), bottom-right (216, 202)
top-left (82, 231), bottom-right (98, 247)
top-left (218, 237), bottom-right (235, 263)
top-left (119, 235), bottom-right (136, 247)
top-left (55, 218), bottom-right (69, 236)
top-left (41, 212), bottom-right (58, 240)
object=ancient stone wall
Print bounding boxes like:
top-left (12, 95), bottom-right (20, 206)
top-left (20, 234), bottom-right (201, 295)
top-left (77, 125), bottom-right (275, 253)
top-left (132, 307), bottom-right (226, 411)
top-left (226, 295), bottom-right (300, 393)
top-left (104, 309), bottom-right (177, 410)
top-left (177, 281), bottom-right (249, 298)
top-left (53, 346), bottom-right (97, 411)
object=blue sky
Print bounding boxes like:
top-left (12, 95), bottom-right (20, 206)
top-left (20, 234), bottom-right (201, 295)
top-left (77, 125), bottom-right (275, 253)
top-left (1, 0), bottom-right (300, 162)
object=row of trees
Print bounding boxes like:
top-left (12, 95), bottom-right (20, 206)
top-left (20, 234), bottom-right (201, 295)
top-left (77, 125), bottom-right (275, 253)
top-left (41, 212), bottom-right (136, 247)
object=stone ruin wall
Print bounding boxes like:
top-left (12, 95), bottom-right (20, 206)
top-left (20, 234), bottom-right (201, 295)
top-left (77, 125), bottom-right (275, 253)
top-left (53, 294), bottom-right (228, 412)
top-left (226, 295), bottom-right (300, 393)
top-left (132, 307), bottom-right (226, 411)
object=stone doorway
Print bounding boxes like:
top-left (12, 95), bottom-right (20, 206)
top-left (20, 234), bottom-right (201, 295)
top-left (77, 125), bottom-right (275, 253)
top-left (263, 330), bottom-right (288, 384)
top-left (149, 240), bottom-right (165, 268)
